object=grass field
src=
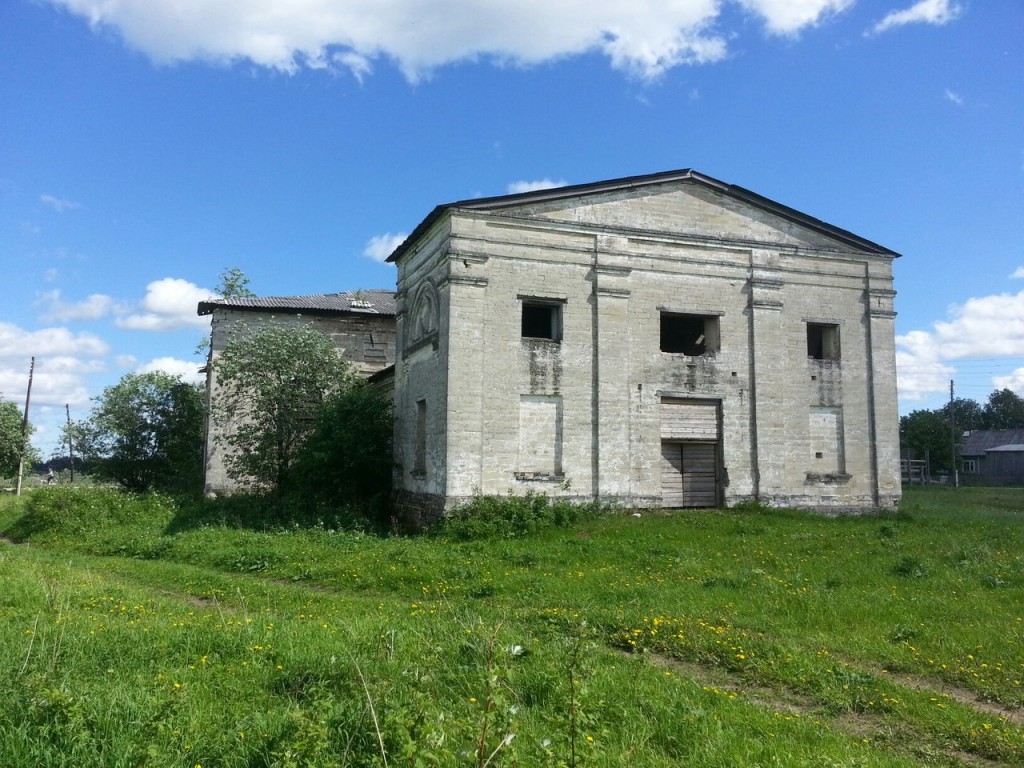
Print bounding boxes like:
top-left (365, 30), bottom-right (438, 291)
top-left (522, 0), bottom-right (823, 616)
top-left (0, 486), bottom-right (1021, 767)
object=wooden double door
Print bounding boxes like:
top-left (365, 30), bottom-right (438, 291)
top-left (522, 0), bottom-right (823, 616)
top-left (661, 441), bottom-right (718, 507)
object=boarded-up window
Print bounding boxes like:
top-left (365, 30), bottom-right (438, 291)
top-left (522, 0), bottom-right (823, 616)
top-left (809, 406), bottom-right (844, 472)
top-left (660, 398), bottom-right (719, 441)
top-left (518, 395), bottom-right (563, 475)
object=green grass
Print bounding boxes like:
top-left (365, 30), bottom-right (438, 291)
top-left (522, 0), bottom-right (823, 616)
top-left (0, 486), bottom-right (1021, 767)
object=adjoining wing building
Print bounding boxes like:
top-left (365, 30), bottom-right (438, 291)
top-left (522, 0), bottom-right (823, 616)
top-left (197, 289), bottom-right (396, 494)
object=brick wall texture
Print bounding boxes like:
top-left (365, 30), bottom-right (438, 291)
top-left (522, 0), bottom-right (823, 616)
top-left (392, 175), bottom-right (901, 514)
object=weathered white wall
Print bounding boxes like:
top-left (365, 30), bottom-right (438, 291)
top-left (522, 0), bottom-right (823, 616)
top-left (392, 179), bottom-right (900, 513)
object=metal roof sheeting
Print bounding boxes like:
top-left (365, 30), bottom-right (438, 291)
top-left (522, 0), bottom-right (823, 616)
top-left (198, 288), bottom-right (396, 317)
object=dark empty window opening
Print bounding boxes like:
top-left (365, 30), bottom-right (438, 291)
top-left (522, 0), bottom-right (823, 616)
top-left (522, 302), bottom-right (561, 341)
top-left (807, 323), bottom-right (840, 360)
top-left (414, 399), bottom-right (427, 474)
top-left (661, 313), bottom-right (719, 355)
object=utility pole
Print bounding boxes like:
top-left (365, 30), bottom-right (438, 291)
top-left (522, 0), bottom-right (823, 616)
top-left (66, 403), bottom-right (74, 483)
top-left (15, 357), bottom-right (35, 496)
top-left (950, 379), bottom-right (959, 489)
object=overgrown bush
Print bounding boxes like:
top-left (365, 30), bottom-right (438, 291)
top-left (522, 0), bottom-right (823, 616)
top-left (6, 486), bottom-right (177, 542)
top-left (166, 492), bottom-right (375, 535)
top-left (287, 383), bottom-right (394, 525)
top-left (435, 490), bottom-right (611, 540)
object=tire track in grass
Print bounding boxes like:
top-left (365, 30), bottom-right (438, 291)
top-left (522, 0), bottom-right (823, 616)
top-left (632, 649), bottom-right (1017, 768)
top-left (869, 666), bottom-right (1022, 724)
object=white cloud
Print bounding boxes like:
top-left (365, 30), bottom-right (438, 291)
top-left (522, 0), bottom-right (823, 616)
top-left (116, 277), bottom-right (214, 331)
top-left (39, 193), bottom-right (82, 213)
top-left (944, 88), bottom-right (963, 106)
top-left (45, 0), bottom-right (856, 80)
top-left (897, 290), bottom-right (1024, 400)
top-left (993, 368), bottom-right (1024, 395)
top-left (136, 357), bottom-right (205, 385)
top-left (363, 233), bottom-right (407, 263)
top-left (506, 178), bottom-right (568, 194)
top-left (1011, 267), bottom-right (1024, 280)
top-left (738, 0), bottom-right (853, 36)
top-left (0, 325), bottom-right (109, 414)
top-left (869, 0), bottom-right (963, 36)
top-left (0, 323), bottom-right (109, 360)
top-left (896, 330), bottom-right (956, 401)
top-left (36, 289), bottom-right (117, 322)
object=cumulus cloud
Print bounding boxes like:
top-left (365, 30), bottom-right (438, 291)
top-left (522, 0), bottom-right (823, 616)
top-left (45, 0), bottom-right (855, 80)
top-left (993, 368), bottom-right (1024, 394)
top-left (1011, 267), bottom-right (1024, 280)
top-left (0, 325), bottom-right (109, 412)
top-left (116, 278), bottom-right (214, 331)
top-left (0, 323), bottom-right (109, 360)
top-left (36, 290), bottom-right (117, 323)
top-left (869, 0), bottom-right (963, 36)
top-left (897, 290), bottom-right (1024, 400)
top-left (363, 233), bottom-right (407, 263)
top-left (506, 178), bottom-right (568, 194)
top-left (896, 330), bottom-right (956, 401)
top-left (39, 193), bottom-right (82, 213)
top-left (738, 0), bottom-right (853, 35)
top-left (136, 356), bottom-right (205, 384)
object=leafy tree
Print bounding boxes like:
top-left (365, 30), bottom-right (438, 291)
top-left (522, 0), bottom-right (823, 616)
top-left (938, 397), bottom-right (986, 432)
top-left (215, 267), bottom-right (256, 299)
top-left (290, 383), bottom-right (394, 514)
top-left (0, 397), bottom-right (39, 478)
top-left (983, 388), bottom-right (1024, 430)
top-left (900, 409), bottom-right (954, 472)
top-left (69, 372), bottom-right (204, 492)
top-left (197, 267), bottom-right (257, 357)
top-left (212, 323), bottom-right (354, 493)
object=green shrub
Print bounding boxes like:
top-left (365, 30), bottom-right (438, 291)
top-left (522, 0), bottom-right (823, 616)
top-left (165, 491), bottom-right (375, 535)
top-left (287, 383), bottom-right (394, 526)
top-left (435, 490), bottom-right (610, 540)
top-left (5, 486), bottom-right (177, 542)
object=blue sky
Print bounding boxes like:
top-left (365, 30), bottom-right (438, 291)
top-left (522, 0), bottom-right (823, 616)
top-left (2, 0), bottom-right (1022, 455)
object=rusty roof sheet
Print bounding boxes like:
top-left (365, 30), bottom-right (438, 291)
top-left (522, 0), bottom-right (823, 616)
top-left (198, 288), bottom-right (396, 317)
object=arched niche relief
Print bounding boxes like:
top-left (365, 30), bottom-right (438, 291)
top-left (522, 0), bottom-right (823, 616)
top-left (406, 281), bottom-right (440, 352)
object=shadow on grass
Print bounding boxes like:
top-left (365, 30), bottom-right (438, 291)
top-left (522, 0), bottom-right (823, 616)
top-left (163, 493), bottom-right (391, 537)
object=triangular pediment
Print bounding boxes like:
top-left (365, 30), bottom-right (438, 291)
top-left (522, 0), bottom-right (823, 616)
top-left (464, 172), bottom-right (894, 256)
top-left (389, 170), bottom-right (897, 262)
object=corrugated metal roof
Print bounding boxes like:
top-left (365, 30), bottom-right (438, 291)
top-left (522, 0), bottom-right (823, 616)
top-left (960, 429), bottom-right (1024, 455)
top-left (198, 288), bottom-right (396, 317)
top-left (386, 168), bottom-right (901, 264)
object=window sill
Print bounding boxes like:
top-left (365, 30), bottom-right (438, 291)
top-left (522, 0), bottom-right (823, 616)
top-left (514, 472), bottom-right (565, 482)
top-left (805, 472), bottom-right (851, 485)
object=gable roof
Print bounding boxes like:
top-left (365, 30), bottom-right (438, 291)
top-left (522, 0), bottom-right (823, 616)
top-left (960, 429), bottom-right (1024, 456)
top-left (386, 168), bottom-right (900, 264)
top-left (198, 288), bottom-right (396, 317)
